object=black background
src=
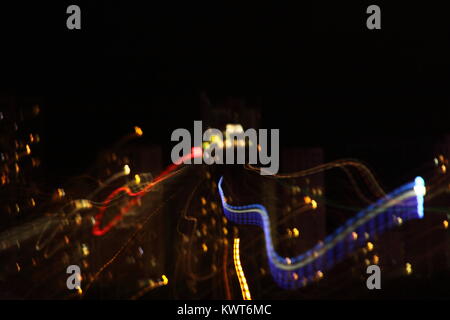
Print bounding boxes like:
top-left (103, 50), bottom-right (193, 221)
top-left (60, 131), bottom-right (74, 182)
top-left (1, 1), bottom-right (449, 183)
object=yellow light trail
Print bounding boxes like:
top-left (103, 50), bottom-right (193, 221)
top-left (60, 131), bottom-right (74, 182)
top-left (233, 238), bottom-right (252, 300)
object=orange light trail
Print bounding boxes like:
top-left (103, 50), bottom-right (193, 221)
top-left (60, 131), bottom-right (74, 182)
top-left (233, 238), bottom-right (252, 300)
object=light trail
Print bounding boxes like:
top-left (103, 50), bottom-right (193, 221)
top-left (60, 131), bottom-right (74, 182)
top-left (131, 275), bottom-right (168, 300)
top-left (233, 238), bottom-right (252, 300)
top-left (92, 147), bottom-right (203, 236)
top-left (218, 176), bottom-right (426, 289)
top-left (246, 159), bottom-right (386, 199)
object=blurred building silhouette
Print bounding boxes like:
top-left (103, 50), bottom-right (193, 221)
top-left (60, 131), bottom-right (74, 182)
top-left (200, 93), bottom-right (261, 131)
top-left (0, 95), bottom-right (44, 230)
top-left (278, 147), bottom-right (326, 256)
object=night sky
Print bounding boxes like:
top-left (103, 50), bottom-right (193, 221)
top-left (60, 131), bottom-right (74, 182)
top-left (1, 2), bottom-right (449, 182)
